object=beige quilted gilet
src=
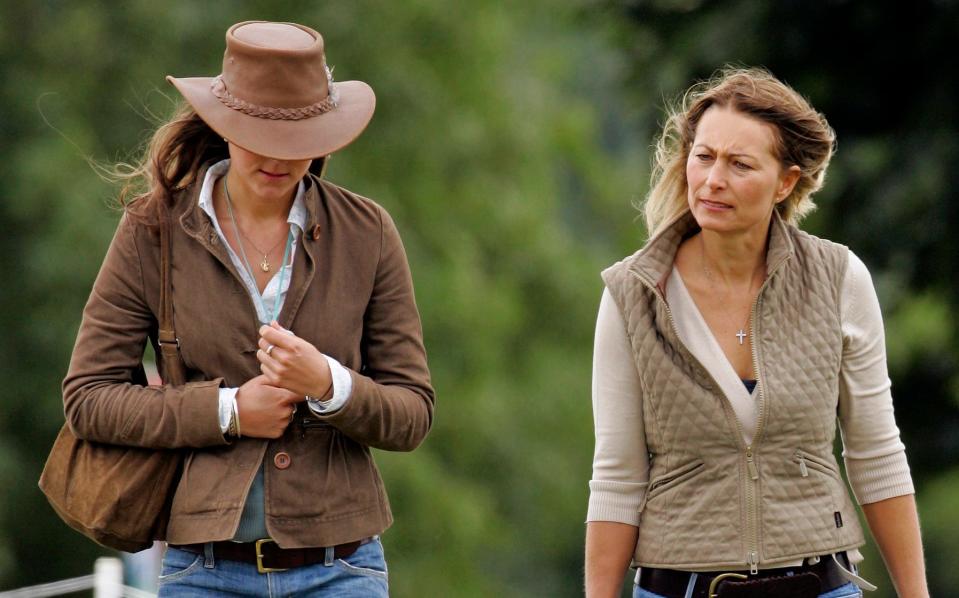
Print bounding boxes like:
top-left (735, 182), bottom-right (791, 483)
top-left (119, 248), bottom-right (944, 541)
top-left (602, 212), bottom-right (865, 571)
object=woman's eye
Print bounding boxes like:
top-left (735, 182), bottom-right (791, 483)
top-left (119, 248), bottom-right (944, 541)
top-left (695, 154), bottom-right (712, 161)
top-left (734, 161), bottom-right (752, 170)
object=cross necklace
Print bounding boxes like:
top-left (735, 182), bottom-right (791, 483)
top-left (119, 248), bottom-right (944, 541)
top-left (700, 236), bottom-right (764, 346)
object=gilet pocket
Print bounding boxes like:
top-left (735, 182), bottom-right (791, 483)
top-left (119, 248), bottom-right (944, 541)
top-left (646, 459), bottom-right (705, 501)
top-left (793, 449), bottom-right (840, 480)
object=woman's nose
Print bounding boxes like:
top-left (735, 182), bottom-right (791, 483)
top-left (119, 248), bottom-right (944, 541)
top-left (705, 163), bottom-right (727, 189)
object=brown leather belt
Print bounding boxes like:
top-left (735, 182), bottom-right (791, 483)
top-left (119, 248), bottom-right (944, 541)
top-left (173, 537), bottom-right (371, 573)
top-left (638, 554), bottom-right (849, 598)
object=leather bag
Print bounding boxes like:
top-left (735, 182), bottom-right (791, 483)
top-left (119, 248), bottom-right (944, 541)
top-left (39, 206), bottom-right (185, 552)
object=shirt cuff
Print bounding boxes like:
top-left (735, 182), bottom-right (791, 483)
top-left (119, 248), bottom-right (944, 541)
top-left (586, 480), bottom-right (647, 525)
top-left (845, 450), bottom-right (915, 505)
top-left (218, 388), bottom-right (238, 434)
top-left (307, 355), bottom-right (353, 415)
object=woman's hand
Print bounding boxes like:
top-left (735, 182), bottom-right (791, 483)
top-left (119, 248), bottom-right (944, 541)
top-left (236, 375), bottom-right (304, 439)
top-left (257, 322), bottom-right (333, 400)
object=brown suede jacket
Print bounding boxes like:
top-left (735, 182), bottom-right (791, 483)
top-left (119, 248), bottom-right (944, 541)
top-left (62, 168), bottom-right (434, 548)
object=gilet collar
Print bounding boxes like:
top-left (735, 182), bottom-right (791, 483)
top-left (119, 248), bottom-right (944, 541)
top-left (628, 209), bottom-right (796, 291)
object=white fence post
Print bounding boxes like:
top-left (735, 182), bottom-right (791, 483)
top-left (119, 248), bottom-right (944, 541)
top-left (0, 557), bottom-right (156, 598)
top-left (93, 557), bottom-right (123, 598)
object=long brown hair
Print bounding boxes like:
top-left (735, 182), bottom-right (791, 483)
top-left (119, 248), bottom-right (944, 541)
top-left (116, 104), bottom-right (226, 223)
top-left (644, 67), bottom-right (836, 235)
top-left (117, 103), bottom-right (327, 224)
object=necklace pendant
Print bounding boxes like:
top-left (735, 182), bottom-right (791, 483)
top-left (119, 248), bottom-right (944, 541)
top-left (260, 256), bottom-right (271, 272)
top-left (736, 329), bottom-right (748, 345)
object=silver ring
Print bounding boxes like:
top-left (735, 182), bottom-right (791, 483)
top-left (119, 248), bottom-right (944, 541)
top-left (266, 344), bottom-right (276, 357)
top-left (290, 407), bottom-right (296, 422)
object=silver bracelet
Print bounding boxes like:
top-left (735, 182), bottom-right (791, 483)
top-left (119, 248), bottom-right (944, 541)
top-left (229, 396), bottom-right (241, 438)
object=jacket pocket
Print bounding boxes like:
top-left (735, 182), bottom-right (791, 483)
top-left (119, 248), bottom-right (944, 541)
top-left (646, 459), bottom-right (705, 500)
top-left (299, 415), bottom-right (334, 436)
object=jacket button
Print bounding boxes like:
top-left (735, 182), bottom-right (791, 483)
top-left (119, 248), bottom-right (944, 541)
top-left (311, 224), bottom-right (322, 240)
top-left (274, 452), bottom-right (291, 470)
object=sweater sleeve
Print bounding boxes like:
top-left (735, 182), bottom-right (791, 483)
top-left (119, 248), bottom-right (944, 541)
top-left (587, 287), bottom-right (649, 525)
top-left (837, 250), bottom-right (915, 504)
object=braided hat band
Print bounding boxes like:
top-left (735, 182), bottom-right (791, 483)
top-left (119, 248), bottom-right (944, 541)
top-left (210, 66), bottom-right (340, 121)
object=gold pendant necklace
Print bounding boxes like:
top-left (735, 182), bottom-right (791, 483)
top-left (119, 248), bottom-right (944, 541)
top-left (222, 181), bottom-right (286, 272)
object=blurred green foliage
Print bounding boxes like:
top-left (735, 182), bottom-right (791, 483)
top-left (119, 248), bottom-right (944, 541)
top-left (1, 1), bottom-right (956, 596)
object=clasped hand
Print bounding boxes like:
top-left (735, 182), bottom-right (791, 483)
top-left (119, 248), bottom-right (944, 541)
top-left (234, 322), bottom-right (333, 439)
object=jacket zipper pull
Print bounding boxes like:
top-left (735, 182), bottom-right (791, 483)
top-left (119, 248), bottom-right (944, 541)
top-left (748, 551), bottom-right (759, 575)
top-left (746, 450), bottom-right (759, 480)
top-left (798, 454), bottom-right (808, 477)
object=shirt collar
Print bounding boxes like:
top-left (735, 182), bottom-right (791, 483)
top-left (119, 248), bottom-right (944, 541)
top-left (197, 158), bottom-right (308, 234)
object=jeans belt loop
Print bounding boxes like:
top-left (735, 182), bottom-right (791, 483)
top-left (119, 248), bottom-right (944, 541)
top-left (324, 545), bottom-right (335, 567)
top-left (203, 542), bottom-right (215, 569)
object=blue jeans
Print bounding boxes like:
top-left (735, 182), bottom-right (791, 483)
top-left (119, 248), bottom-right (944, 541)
top-left (634, 581), bottom-right (862, 598)
top-left (157, 537), bottom-right (389, 597)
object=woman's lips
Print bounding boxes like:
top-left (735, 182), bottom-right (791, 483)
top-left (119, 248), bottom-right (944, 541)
top-left (259, 170), bottom-right (288, 180)
top-left (699, 198), bottom-right (732, 210)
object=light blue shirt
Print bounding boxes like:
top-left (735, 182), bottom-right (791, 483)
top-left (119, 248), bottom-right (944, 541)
top-left (197, 159), bottom-right (352, 432)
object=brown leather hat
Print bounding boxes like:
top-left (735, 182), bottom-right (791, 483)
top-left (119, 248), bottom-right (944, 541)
top-left (167, 21), bottom-right (375, 160)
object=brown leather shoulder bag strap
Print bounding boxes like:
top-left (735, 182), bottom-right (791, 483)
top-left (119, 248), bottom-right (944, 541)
top-left (157, 199), bottom-right (186, 386)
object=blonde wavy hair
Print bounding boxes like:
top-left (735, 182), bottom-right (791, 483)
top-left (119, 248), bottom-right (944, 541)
top-left (643, 67), bottom-right (836, 235)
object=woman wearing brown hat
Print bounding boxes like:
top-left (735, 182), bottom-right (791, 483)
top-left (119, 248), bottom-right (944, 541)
top-left (584, 68), bottom-right (927, 597)
top-left (62, 21), bottom-right (433, 596)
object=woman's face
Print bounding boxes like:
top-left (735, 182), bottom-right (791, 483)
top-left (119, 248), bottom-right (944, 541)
top-left (686, 105), bottom-right (799, 236)
top-left (227, 143), bottom-right (313, 204)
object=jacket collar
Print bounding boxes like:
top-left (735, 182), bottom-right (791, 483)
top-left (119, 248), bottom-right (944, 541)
top-left (180, 161), bottom-right (322, 241)
top-left (279, 175), bottom-right (326, 328)
top-left (180, 162), bottom-right (228, 259)
top-left (302, 173), bottom-right (327, 240)
top-left (629, 209), bottom-right (795, 291)
top-left (177, 162), bottom-right (325, 330)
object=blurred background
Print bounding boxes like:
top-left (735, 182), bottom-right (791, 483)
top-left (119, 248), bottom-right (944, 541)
top-left (2, 0), bottom-right (958, 596)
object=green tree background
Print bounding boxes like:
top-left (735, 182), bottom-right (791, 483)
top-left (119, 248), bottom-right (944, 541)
top-left (1, 1), bottom-right (956, 596)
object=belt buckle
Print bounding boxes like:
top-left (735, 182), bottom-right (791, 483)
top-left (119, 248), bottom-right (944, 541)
top-left (708, 572), bottom-right (749, 598)
top-left (255, 539), bottom-right (288, 574)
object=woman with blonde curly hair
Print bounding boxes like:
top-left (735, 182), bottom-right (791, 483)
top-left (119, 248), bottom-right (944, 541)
top-left (585, 68), bottom-right (927, 598)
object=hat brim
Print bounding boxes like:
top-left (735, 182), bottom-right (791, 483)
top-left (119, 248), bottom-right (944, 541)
top-left (167, 76), bottom-right (375, 160)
